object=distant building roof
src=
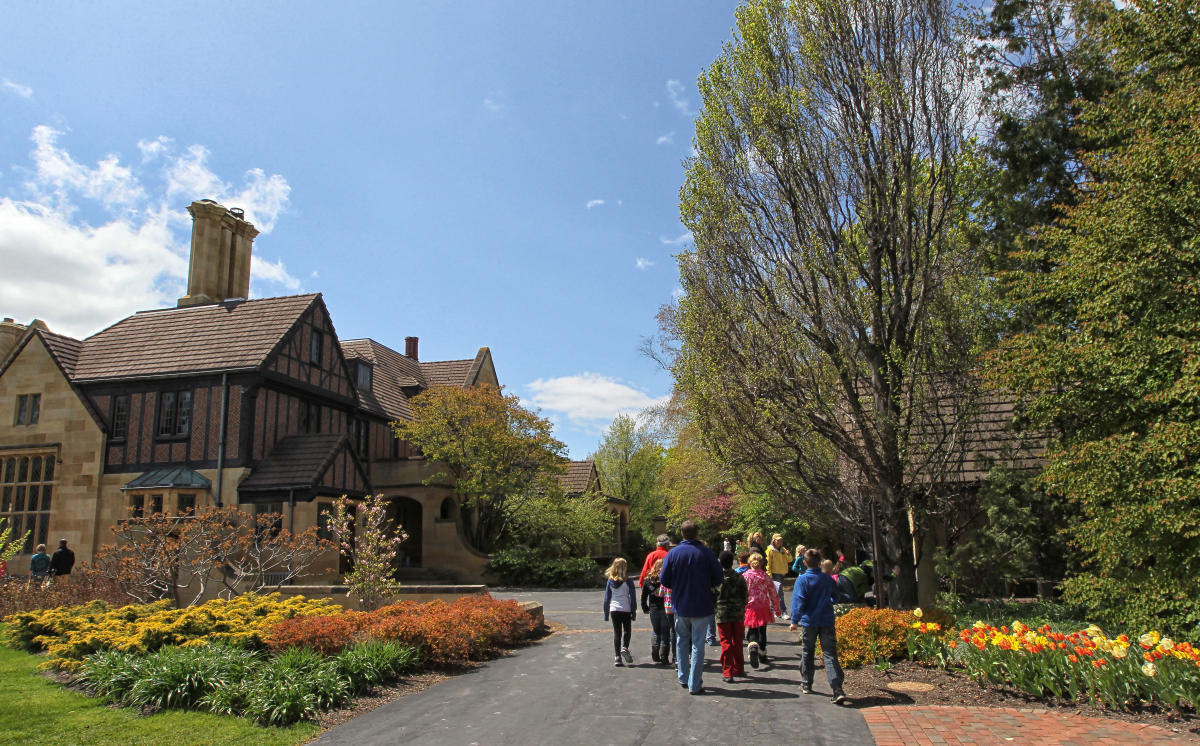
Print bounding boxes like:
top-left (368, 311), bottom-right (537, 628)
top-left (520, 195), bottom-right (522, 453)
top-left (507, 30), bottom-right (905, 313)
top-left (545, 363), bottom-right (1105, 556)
top-left (72, 294), bottom-right (320, 381)
top-left (557, 460), bottom-right (598, 495)
top-left (341, 338), bottom-right (423, 420)
top-left (38, 329), bottom-right (83, 377)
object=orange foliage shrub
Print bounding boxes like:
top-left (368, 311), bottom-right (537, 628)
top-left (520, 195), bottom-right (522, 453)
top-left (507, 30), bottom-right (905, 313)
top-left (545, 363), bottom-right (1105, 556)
top-left (264, 594), bottom-right (538, 667)
top-left (265, 610), bottom-right (373, 655)
top-left (834, 607), bottom-right (916, 668)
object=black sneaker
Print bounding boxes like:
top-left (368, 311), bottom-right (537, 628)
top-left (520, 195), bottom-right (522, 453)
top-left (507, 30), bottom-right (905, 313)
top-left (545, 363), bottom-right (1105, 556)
top-left (621, 648), bottom-right (634, 664)
top-left (614, 656), bottom-right (623, 667)
top-left (833, 690), bottom-right (849, 705)
top-left (748, 642), bottom-right (760, 669)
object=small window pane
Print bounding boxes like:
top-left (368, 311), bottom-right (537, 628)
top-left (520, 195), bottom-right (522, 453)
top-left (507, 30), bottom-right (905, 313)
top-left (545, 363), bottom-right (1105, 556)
top-left (1, 485), bottom-right (11, 512)
top-left (35, 514), bottom-right (48, 547)
top-left (21, 519), bottom-right (34, 554)
top-left (17, 457), bottom-right (28, 482)
top-left (3, 458), bottom-right (13, 482)
top-left (29, 394), bottom-right (40, 424)
top-left (30, 457), bottom-right (41, 482)
top-left (15, 395), bottom-right (27, 425)
top-left (151, 494), bottom-right (163, 514)
top-left (178, 493), bottom-right (195, 514)
top-left (13, 486), bottom-right (25, 512)
top-left (40, 485), bottom-right (52, 512)
top-left (42, 457), bottom-right (54, 482)
top-left (131, 494), bottom-right (144, 518)
top-left (112, 396), bottom-right (129, 439)
top-left (177, 392), bottom-right (192, 436)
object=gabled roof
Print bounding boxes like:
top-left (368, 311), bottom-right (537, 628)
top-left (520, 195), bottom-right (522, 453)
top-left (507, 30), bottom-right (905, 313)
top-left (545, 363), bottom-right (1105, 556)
top-left (238, 433), bottom-right (362, 493)
top-left (557, 460), bottom-right (598, 495)
top-left (39, 329), bottom-right (83, 377)
top-left (72, 294), bottom-right (320, 381)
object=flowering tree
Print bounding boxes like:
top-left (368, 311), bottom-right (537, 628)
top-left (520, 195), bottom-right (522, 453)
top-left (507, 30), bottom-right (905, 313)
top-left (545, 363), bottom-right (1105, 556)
top-left (92, 507), bottom-right (332, 607)
top-left (323, 493), bottom-right (408, 611)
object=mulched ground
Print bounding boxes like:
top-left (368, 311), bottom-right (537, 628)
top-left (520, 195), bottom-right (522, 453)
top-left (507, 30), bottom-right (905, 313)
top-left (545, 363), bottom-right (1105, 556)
top-left (842, 660), bottom-right (1200, 741)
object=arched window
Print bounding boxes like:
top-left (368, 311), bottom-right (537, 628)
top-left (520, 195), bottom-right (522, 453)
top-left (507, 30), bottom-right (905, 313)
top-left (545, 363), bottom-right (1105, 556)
top-left (439, 497), bottom-right (456, 521)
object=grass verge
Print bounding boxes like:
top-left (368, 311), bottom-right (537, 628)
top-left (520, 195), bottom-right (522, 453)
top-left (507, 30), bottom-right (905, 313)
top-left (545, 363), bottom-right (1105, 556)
top-left (0, 646), bottom-right (321, 746)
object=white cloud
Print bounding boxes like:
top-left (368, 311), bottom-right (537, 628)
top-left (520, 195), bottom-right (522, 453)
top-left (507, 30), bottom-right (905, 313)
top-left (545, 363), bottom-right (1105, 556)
top-left (2, 78), bottom-right (33, 99)
top-left (666, 79), bottom-right (693, 117)
top-left (526, 373), bottom-right (669, 430)
top-left (659, 231), bottom-right (693, 246)
top-left (656, 132), bottom-right (675, 146)
top-left (635, 257), bottom-right (654, 270)
top-left (482, 90), bottom-right (504, 114)
top-left (586, 199), bottom-right (605, 209)
top-left (0, 125), bottom-right (298, 338)
top-left (671, 287), bottom-right (685, 300)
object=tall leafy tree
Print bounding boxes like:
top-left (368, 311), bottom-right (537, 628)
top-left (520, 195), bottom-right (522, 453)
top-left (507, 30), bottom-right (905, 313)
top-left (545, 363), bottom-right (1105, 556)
top-left (590, 413), bottom-right (666, 539)
top-left (975, 0), bottom-right (1119, 333)
top-left (676, 0), bottom-right (982, 606)
top-left (988, 0), bottom-right (1200, 635)
top-left (393, 385), bottom-right (566, 553)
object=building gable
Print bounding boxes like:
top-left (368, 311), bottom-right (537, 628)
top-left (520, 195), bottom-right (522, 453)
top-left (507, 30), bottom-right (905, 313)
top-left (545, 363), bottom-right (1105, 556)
top-left (262, 298), bottom-right (355, 402)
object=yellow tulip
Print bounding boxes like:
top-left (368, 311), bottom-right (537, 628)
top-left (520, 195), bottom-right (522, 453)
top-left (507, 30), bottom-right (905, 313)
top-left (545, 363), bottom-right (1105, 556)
top-left (1142, 661), bottom-right (1157, 677)
top-left (913, 607), bottom-right (923, 618)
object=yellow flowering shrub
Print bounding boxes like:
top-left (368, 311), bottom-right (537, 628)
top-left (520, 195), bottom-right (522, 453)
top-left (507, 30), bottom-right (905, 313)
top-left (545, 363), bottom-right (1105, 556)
top-left (5, 593), bottom-right (341, 670)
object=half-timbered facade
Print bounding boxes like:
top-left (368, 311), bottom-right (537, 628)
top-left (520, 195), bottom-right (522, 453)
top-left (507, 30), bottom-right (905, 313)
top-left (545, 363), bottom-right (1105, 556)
top-left (0, 200), bottom-right (499, 582)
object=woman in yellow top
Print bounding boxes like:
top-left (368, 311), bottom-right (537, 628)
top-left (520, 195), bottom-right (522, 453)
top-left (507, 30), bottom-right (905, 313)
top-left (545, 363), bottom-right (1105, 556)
top-left (765, 534), bottom-right (792, 616)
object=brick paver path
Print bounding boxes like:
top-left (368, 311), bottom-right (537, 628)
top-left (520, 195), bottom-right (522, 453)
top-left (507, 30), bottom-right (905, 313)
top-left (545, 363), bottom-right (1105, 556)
top-left (864, 705), bottom-right (1193, 745)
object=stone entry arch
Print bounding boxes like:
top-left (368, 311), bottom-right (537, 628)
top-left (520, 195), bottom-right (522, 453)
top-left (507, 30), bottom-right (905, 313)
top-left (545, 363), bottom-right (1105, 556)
top-left (390, 496), bottom-right (422, 568)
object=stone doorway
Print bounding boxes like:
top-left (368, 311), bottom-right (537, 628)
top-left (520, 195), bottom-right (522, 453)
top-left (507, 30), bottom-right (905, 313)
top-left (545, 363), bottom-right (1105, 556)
top-left (390, 496), bottom-right (422, 568)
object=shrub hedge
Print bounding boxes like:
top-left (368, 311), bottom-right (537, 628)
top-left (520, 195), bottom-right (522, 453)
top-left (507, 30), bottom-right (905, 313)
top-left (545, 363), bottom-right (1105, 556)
top-left (266, 595), bottom-right (538, 667)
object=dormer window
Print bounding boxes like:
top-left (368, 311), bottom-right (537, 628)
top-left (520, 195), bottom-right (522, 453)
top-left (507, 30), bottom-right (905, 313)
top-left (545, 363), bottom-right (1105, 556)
top-left (356, 362), bottom-right (373, 389)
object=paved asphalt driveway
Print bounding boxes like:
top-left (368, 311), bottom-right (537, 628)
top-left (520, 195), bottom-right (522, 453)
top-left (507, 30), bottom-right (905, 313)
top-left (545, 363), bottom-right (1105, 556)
top-left (315, 589), bottom-right (872, 746)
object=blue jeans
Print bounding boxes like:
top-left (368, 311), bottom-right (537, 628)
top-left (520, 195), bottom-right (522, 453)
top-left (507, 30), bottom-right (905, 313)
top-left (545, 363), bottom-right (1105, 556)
top-left (675, 615), bottom-right (711, 693)
top-left (801, 624), bottom-right (845, 691)
top-left (706, 613), bottom-right (717, 643)
top-left (772, 573), bottom-right (788, 614)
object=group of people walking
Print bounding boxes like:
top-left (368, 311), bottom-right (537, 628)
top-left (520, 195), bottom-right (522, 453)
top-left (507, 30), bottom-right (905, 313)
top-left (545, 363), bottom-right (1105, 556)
top-left (602, 521), bottom-right (847, 704)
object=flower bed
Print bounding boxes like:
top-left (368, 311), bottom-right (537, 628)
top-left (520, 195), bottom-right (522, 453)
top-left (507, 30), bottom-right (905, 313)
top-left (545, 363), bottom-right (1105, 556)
top-left (5, 593), bottom-right (340, 669)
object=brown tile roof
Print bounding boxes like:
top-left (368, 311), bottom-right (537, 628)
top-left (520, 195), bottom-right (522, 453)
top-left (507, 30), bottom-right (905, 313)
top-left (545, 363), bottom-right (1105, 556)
top-left (238, 433), bottom-right (348, 492)
top-left (419, 359), bottom-right (475, 387)
top-left (38, 329), bottom-right (83, 377)
top-left (340, 338), bottom-right (423, 421)
top-left (72, 294), bottom-right (319, 381)
top-left (556, 460), bottom-right (598, 495)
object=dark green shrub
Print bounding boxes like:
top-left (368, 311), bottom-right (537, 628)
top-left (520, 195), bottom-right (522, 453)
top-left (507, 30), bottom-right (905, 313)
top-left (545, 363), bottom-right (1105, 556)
top-left (244, 653), bottom-right (351, 726)
top-left (124, 644), bottom-right (262, 711)
top-left (487, 547), bottom-right (600, 587)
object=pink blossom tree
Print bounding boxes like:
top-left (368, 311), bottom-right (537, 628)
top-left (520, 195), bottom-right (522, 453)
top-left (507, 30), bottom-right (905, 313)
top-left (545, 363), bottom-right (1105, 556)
top-left (323, 493), bottom-right (409, 611)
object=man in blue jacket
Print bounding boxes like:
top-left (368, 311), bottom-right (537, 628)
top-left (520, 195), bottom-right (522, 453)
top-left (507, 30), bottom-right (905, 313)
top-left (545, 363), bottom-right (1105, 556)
top-left (789, 548), bottom-right (848, 704)
top-left (660, 520), bottom-right (723, 694)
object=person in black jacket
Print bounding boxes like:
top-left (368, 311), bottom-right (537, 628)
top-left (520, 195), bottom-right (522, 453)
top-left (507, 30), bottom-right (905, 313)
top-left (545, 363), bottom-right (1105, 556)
top-left (640, 557), bottom-right (672, 665)
top-left (49, 539), bottom-right (74, 576)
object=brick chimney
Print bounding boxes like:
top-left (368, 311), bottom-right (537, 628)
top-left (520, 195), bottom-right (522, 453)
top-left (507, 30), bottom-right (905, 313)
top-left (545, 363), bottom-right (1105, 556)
top-left (177, 199), bottom-right (259, 307)
top-left (405, 336), bottom-right (419, 361)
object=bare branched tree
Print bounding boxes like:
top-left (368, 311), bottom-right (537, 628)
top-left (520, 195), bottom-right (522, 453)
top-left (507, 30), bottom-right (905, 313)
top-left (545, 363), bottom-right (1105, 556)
top-left (676, 0), bottom-right (984, 607)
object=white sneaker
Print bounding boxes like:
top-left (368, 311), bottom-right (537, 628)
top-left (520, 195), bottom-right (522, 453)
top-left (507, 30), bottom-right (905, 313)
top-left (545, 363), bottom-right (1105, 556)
top-left (748, 642), bottom-right (760, 669)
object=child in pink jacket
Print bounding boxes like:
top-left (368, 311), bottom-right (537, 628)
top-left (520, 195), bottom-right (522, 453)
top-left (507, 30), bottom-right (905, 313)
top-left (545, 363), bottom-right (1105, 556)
top-left (742, 552), bottom-right (779, 668)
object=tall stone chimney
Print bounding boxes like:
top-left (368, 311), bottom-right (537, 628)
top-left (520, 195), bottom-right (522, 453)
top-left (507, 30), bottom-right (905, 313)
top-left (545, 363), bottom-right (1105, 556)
top-left (177, 199), bottom-right (259, 307)
top-left (0, 318), bottom-right (25, 364)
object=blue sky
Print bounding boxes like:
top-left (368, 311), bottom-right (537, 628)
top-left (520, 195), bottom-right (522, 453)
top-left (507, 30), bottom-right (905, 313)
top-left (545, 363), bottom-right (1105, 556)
top-left (0, 1), bottom-right (739, 458)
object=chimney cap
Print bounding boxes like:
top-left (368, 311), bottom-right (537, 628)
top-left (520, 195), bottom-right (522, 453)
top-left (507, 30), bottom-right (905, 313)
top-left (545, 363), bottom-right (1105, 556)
top-left (229, 207), bottom-right (245, 220)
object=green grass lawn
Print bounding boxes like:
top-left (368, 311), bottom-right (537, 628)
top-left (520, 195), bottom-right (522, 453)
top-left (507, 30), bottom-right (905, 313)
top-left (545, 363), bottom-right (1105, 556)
top-left (0, 646), bottom-right (321, 746)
